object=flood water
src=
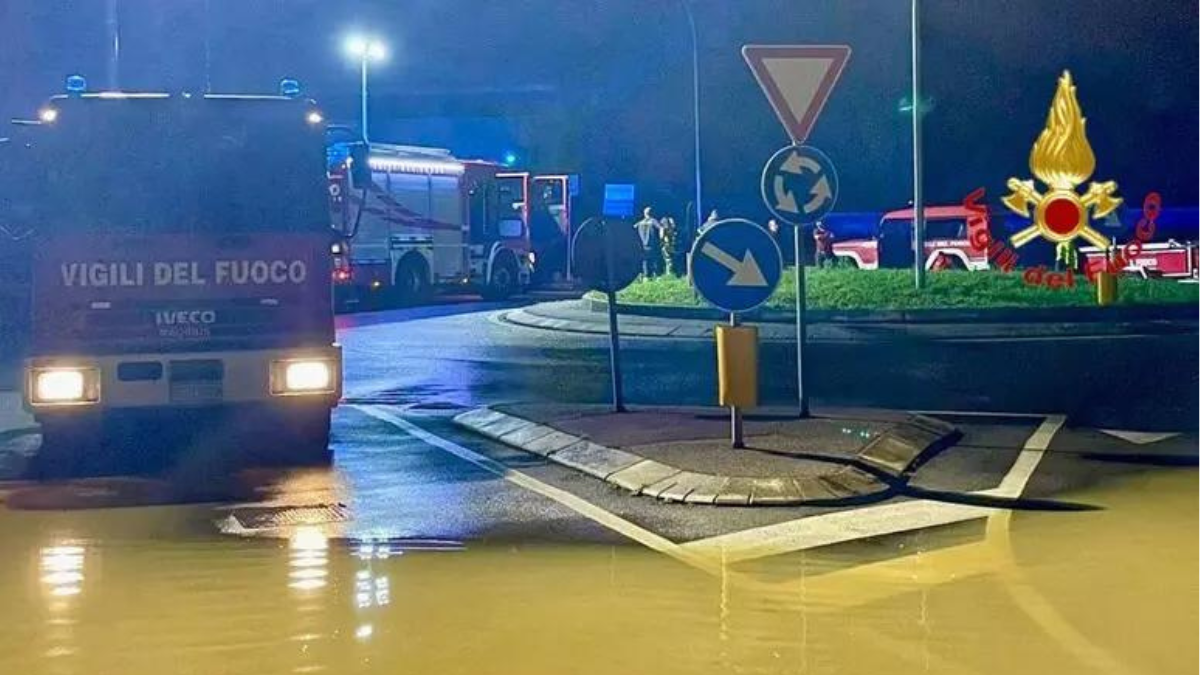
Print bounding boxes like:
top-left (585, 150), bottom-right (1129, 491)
top-left (0, 468), bottom-right (1195, 675)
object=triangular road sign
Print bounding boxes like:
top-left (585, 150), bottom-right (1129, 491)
top-left (742, 45), bottom-right (851, 144)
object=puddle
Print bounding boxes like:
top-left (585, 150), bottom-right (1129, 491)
top-left (0, 468), bottom-right (1193, 674)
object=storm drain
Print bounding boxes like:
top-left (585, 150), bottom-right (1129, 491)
top-left (224, 503), bottom-right (351, 531)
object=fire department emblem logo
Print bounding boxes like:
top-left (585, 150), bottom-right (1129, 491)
top-left (1003, 70), bottom-right (1120, 264)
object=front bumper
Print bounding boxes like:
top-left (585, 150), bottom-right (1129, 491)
top-left (25, 345), bottom-right (342, 414)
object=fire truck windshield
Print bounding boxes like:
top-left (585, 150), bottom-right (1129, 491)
top-left (32, 97), bottom-right (328, 236)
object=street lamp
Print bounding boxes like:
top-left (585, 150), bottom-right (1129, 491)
top-left (344, 35), bottom-right (387, 143)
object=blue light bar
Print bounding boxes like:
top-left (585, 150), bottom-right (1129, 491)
top-left (65, 74), bottom-right (87, 95)
top-left (279, 78), bottom-right (302, 98)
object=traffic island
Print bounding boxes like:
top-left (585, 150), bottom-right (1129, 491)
top-left (452, 405), bottom-right (960, 506)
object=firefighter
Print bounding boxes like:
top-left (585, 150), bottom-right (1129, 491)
top-left (813, 220), bottom-right (835, 268)
top-left (634, 207), bottom-right (662, 277)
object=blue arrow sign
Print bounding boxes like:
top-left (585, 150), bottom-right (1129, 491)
top-left (761, 144), bottom-right (839, 226)
top-left (690, 219), bottom-right (783, 314)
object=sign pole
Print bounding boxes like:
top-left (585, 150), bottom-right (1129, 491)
top-left (911, 0), bottom-right (926, 290)
top-left (793, 224), bottom-right (809, 418)
top-left (729, 312), bottom-right (745, 448)
top-left (604, 223), bottom-right (626, 413)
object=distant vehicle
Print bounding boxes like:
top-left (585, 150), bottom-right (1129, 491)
top-left (1079, 241), bottom-right (1199, 280)
top-left (327, 133), bottom-right (573, 308)
top-left (17, 78), bottom-right (341, 466)
top-left (831, 204), bottom-right (997, 271)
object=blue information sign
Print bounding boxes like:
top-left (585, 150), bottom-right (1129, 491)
top-left (760, 144), bottom-right (839, 226)
top-left (690, 219), bottom-right (783, 314)
top-left (602, 183), bottom-right (636, 218)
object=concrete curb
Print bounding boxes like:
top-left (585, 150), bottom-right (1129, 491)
top-left (452, 407), bottom-right (960, 507)
top-left (585, 294), bottom-right (1199, 325)
top-left (501, 300), bottom-right (1199, 342)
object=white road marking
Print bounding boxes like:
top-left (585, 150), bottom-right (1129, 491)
top-left (681, 499), bottom-right (995, 565)
top-left (1097, 429), bottom-right (1180, 445)
top-left (349, 404), bottom-right (718, 574)
top-left (987, 414), bottom-right (1066, 499)
top-left (682, 415), bottom-right (1068, 563)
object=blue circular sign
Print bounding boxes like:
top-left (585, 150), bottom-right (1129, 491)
top-left (690, 219), bottom-right (783, 314)
top-left (760, 144), bottom-right (839, 226)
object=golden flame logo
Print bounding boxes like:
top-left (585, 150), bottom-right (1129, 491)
top-left (1030, 71), bottom-right (1095, 190)
top-left (1003, 70), bottom-right (1119, 258)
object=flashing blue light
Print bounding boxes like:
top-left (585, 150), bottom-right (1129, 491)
top-left (502, 151), bottom-right (518, 167)
top-left (279, 78), bottom-right (302, 97)
top-left (65, 74), bottom-right (87, 95)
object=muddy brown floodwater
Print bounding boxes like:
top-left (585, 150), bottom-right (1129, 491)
top-left (0, 469), bottom-right (1195, 675)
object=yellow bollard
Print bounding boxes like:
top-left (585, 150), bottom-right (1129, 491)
top-left (716, 325), bottom-right (758, 408)
top-left (1096, 271), bottom-right (1118, 306)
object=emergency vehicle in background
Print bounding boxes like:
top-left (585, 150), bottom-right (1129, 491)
top-left (326, 129), bottom-right (573, 308)
top-left (831, 204), bottom-right (999, 271)
top-left (831, 202), bottom-right (1199, 279)
top-left (16, 77), bottom-right (341, 468)
top-left (1079, 241), bottom-right (1198, 279)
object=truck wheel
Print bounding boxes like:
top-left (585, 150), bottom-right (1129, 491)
top-left (393, 256), bottom-right (429, 306)
top-left (483, 255), bottom-right (519, 300)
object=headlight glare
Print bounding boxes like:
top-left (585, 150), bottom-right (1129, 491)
top-left (272, 359), bottom-right (336, 396)
top-left (30, 367), bottom-right (99, 405)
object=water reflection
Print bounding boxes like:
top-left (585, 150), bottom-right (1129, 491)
top-left (40, 545), bottom-right (85, 598)
top-left (288, 527), bottom-right (329, 592)
top-left (352, 537), bottom-right (394, 645)
top-left (0, 471), bottom-right (1193, 674)
top-left (38, 542), bottom-right (87, 664)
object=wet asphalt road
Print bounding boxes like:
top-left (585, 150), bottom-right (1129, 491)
top-left (338, 300), bottom-right (1199, 430)
top-left (1, 297), bottom-right (1194, 546)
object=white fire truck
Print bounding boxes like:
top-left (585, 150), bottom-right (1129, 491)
top-left (327, 135), bottom-right (547, 307)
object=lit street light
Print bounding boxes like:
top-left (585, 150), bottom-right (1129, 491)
top-left (344, 35), bottom-right (387, 143)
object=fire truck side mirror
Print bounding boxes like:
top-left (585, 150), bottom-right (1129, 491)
top-left (349, 144), bottom-right (371, 189)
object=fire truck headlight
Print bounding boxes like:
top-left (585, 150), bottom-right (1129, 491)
top-left (30, 367), bottom-right (99, 406)
top-left (272, 359), bottom-right (336, 395)
top-left (39, 108), bottom-right (59, 123)
top-left (306, 111), bottom-right (324, 125)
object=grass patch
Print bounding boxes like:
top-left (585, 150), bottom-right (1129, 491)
top-left (602, 268), bottom-right (1199, 311)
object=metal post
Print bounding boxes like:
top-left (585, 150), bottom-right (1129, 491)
top-left (605, 223), bottom-right (626, 413)
top-left (911, 0), bottom-right (925, 290)
top-left (683, 1), bottom-right (703, 233)
top-left (360, 56), bottom-right (370, 143)
top-left (105, 0), bottom-right (120, 90)
top-left (203, 0), bottom-right (212, 93)
top-left (729, 312), bottom-right (744, 448)
top-left (793, 225), bottom-right (809, 418)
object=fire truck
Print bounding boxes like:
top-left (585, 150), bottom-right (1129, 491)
top-left (327, 133), bottom-right (578, 307)
top-left (832, 204), bottom-right (998, 270)
top-left (15, 78), bottom-right (341, 469)
top-left (1079, 241), bottom-right (1199, 279)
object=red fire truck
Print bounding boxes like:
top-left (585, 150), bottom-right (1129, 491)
top-left (832, 204), bottom-right (995, 271)
top-left (327, 138), bottom-right (555, 307)
top-left (1079, 241), bottom-right (1199, 279)
top-left (17, 79), bottom-right (341, 468)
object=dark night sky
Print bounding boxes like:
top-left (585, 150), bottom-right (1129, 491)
top-left (2, 0), bottom-right (1196, 222)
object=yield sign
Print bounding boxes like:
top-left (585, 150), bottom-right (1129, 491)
top-left (742, 45), bottom-right (851, 144)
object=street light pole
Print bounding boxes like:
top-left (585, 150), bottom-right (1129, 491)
top-left (911, 0), bottom-right (926, 290)
top-left (360, 55), bottom-right (370, 143)
top-left (683, 1), bottom-right (703, 234)
top-left (344, 35), bottom-right (386, 144)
